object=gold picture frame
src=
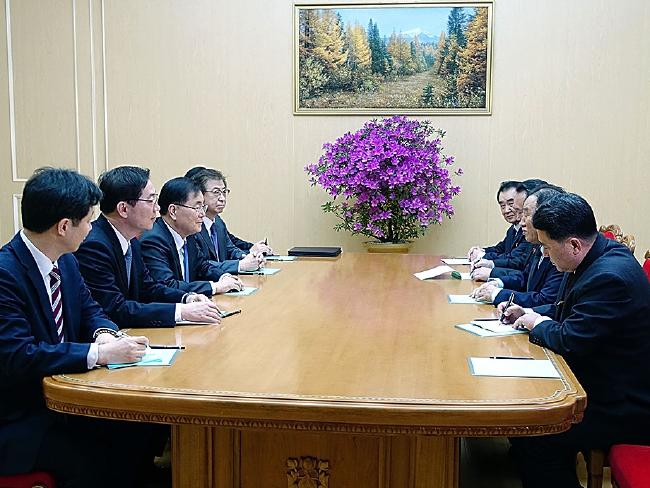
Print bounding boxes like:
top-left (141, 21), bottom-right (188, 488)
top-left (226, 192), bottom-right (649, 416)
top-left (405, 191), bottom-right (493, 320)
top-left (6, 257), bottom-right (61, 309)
top-left (294, 1), bottom-right (494, 115)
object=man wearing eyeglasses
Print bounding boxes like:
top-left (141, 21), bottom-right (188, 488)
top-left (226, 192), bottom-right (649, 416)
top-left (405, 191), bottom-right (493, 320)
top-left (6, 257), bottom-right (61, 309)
top-left (185, 167), bottom-right (270, 274)
top-left (75, 166), bottom-right (223, 328)
top-left (140, 177), bottom-right (243, 296)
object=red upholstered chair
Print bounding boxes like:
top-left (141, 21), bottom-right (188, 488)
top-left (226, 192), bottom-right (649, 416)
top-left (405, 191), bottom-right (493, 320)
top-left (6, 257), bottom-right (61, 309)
top-left (643, 250), bottom-right (650, 282)
top-left (609, 444), bottom-right (650, 488)
top-left (0, 472), bottom-right (56, 488)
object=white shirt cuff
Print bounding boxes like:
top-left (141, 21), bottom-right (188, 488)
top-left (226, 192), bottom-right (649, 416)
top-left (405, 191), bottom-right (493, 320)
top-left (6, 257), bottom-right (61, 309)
top-left (87, 343), bottom-right (99, 369)
top-left (489, 278), bottom-right (504, 288)
top-left (174, 303), bottom-right (182, 322)
top-left (534, 315), bottom-right (553, 327)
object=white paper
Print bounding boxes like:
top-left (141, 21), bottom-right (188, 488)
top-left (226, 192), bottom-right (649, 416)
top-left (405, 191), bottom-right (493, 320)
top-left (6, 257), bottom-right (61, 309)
top-left (468, 357), bottom-right (560, 378)
top-left (225, 286), bottom-right (257, 296)
top-left (414, 265), bottom-right (455, 280)
top-left (108, 348), bottom-right (178, 369)
top-left (470, 320), bottom-right (527, 335)
top-left (441, 258), bottom-right (472, 265)
top-left (240, 267), bottom-right (281, 275)
top-left (448, 294), bottom-right (487, 304)
top-left (265, 255), bottom-right (297, 261)
top-left (456, 323), bottom-right (526, 337)
top-left (459, 272), bottom-right (472, 280)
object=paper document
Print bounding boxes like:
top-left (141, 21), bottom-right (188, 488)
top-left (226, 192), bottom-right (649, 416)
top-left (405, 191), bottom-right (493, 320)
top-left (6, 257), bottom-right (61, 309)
top-left (107, 348), bottom-right (178, 370)
top-left (456, 323), bottom-right (526, 337)
top-left (441, 258), bottom-right (472, 265)
top-left (414, 265), bottom-right (455, 280)
top-left (457, 272), bottom-right (472, 280)
top-left (468, 357), bottom-right (560, 378)
top-left (226, 286), bottom-right (257, 296)
top-left (240, 267), bottom-right (281, 275)
top-left (469, 320), bottom-right (527, 335)
top-left (265, 255), bottom-right (297, 261)
top-left (448, 294), bottom-right (489, 304)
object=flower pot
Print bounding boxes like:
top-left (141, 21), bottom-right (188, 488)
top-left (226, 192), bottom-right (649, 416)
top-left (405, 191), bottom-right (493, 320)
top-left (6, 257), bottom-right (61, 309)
top-left (364, 241), bottom-right (411, 254)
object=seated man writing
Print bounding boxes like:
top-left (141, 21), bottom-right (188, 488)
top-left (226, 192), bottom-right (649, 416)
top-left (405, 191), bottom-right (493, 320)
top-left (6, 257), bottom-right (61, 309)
top-left (0, 168), bottom-right (157, 487)
top-left (502, 192), bottom-right (650, 488)
top-left (140, 176), bottom-right (243, 296)
top-left (470, 186), bottom-right (563, 308)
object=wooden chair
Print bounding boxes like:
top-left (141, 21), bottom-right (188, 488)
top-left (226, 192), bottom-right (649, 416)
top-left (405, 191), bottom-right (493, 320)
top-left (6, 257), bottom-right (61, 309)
top-left (0, 472), bottom-right (56, 488)
top-left (609, 444), bottom-right (650, 488)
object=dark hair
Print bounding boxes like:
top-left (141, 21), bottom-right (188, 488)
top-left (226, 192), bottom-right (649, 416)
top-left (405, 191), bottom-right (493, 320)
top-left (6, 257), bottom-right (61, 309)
top-left (528, 184), bottom-right (565, 207)
top-left (520, 179), bottom-right (548, 195)
top-left (532, 192), bottom-right (597, 241)
top-left (496, 180), bottom-right (522, 202)
top-left (185, 166), bottom-right (226, 193)
top-left (22, 167), bottom-right (102, 233)
top-left (158, 177), bottom-right (202, 216)
top-left (98, 166), bottom-right (150, 213)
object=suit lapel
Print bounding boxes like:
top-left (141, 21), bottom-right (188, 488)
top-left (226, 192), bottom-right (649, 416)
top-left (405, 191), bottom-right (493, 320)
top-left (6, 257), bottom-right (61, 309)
top-left (58, 256), bottom-right (78, 341)
top-left (95, 215), bottom-right (130, 293)
top-left (11, 234), bottom-right (59, 343)
top-left (157, 219), bottom-right (183, 279)
top-left (200, 225), bottom-right (217, 260)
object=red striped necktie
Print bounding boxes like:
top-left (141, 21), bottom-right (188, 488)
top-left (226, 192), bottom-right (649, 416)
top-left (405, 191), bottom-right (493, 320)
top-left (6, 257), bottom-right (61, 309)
top-left (49, 266), bottom-right (64, 342)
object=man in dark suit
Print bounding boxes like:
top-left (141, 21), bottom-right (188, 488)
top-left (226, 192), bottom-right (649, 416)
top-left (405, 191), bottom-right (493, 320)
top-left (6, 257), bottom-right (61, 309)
top-left (471, 186), bottom-right (563, 308)
top-left (469, 180), bottom-right (535, 281)
top-left (140, 177), bottom-right (243, 295)
top-left (75, 166), bottom-right (222, 328)
top-left (0, 168), bottom-right (154, 487)
top-left (185, 167), bottom-right (269, 274)
top-left (502, 193), bottom-right (650, 488)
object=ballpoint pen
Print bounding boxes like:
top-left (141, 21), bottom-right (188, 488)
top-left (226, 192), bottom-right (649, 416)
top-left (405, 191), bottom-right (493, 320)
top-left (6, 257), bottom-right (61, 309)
top-left (149, 345), bottom-right (185, 349)
top-left (500, 291), bottom-right (516, 322)
top-left (489, 356), bottom-right (533, 360)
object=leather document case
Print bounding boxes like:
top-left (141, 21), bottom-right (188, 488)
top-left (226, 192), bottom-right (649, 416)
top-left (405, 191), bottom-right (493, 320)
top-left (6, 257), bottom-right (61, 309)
top-left (288, 246), bottom-right (342, 257)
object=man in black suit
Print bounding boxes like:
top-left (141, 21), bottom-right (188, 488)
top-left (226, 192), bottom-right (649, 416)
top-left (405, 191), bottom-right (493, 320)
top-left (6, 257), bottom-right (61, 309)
top-left (75, 166), bottom-right (222, 328)
top-left (0, 168), bottom-right (154, 487)
top-left (502, 193), bottom-right (650, 488)
top-left (185, 167), bottom-right (269, 274)
top-left (469, 180), bottom-right (534, 281)
top-left (470, 186), bottom-right (563, 308)
top-left (140, 177), bottom-right (243, 295)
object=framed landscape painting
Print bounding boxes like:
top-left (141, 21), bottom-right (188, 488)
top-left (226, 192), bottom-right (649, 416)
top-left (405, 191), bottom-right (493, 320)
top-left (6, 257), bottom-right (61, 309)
top-left (294, 2), bottom-right (493, 115)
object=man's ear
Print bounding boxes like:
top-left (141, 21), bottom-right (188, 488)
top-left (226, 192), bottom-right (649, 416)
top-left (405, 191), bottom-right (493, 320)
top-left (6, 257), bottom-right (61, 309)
top-left (56, 218), bottom-right (70, 236)
top-left (569, 237), bottom-right (582, 255)
top-left (116, 201), bottom-right (129, 219)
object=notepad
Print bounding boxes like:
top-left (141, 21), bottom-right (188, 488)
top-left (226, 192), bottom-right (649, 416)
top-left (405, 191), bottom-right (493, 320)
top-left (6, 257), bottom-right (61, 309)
top-left (240, 267), bottom-right (281, 275)
top-left (448, 294), bottom-right (489, 304)
top-left (265, 255), bottom-right (297, 261)
top-left (441, 258), bottom-right (472, 265)
top-left (456, 323), bottom-right (527, 337)
top-left (107, 348), bottom-right (178, 369)
top-left (225, 286), bottom-right (257, 296)
top-left (468, 357), bottom-right (560, 378)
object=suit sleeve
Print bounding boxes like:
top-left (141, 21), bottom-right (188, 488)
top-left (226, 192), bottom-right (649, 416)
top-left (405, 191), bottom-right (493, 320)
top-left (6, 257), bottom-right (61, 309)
top-left (492, 242), bottom-right (533, 269)
top-left (140, 234), bottom-right (213, 296)
top-left (0, 268), bottom-right (90, 382)
top-left (528, 272), bottom-right (627, 356)
top-left (482, 238), bottom-right (507, 259)
top-left (75, 239), bottom-right (179, 328)
top-left (224, 233), bottom-right (245, 260)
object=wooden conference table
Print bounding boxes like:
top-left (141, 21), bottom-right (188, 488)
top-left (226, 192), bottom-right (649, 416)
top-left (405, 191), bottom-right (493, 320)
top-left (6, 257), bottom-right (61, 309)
top-left (44, 253), bottom-right (586, 488)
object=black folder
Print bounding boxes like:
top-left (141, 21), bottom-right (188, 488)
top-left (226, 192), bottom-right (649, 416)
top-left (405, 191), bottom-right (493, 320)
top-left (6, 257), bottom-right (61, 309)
top-left (288, 246), bottom-right (342, 257)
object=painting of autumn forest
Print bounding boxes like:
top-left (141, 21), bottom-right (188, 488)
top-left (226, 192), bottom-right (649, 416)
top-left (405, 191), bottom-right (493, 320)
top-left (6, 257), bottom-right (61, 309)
top-left (296, 4), bottom-right (492, 113)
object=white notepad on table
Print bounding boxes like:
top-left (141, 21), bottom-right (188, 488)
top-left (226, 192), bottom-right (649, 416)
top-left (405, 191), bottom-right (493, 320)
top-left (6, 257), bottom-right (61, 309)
top-left (240, 267), bottom-right (281, 275)
top-left (265, 255), bottom-right (297, 261)
top-left (107, 348), bottom-right (178, 370)
top-left (456, 323), bottom-right (526, 337)
top-left (448, 294), bottom-right (488, 304)
top-left (441, 258), bottom-right (472, 266)
top-left (225, 286), bottom-right (257, 296)
top-left (468, 357), bottom-right (560, 378)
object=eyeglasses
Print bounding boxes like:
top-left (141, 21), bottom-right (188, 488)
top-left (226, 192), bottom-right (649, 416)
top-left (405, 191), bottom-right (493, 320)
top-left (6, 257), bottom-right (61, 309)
top-left (135, 194), bottom-right (159, 205)
top-left (175, 203), bottom-right (208, 214)
top-left (208, 188), bottom-right (230, 197)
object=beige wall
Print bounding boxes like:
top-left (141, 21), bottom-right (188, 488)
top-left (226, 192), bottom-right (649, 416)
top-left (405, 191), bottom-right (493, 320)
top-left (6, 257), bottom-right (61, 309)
top-left (2, 0), bottom-right (649, 258)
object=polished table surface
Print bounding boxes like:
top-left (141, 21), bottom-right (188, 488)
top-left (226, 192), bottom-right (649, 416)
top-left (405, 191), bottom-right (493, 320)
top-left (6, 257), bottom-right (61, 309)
top-left (44, 252), bottom-right (585, 435)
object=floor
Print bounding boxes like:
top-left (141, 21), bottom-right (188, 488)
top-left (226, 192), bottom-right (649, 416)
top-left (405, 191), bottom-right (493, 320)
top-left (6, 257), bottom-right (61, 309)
top-left (460, 438), bottom-right (612, 488)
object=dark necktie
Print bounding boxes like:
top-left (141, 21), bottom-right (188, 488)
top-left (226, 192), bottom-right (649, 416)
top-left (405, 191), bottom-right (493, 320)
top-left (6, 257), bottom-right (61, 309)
top-left (124, 244), bottom-right (133, 288)
top-left (182, 242), bottom-right (190, 281)
top-left (49, 266), bottom-right (64, 342)
top-left (210, 223), bottom-right (220, 261)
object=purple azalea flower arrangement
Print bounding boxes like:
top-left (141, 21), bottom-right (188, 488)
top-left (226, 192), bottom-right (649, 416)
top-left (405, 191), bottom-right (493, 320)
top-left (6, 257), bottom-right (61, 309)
top-left (305, 116), bottom-right (462, 243)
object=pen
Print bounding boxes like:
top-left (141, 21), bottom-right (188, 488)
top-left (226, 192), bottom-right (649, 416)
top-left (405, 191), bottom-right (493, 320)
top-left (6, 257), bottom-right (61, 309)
top-left (264, 236), bottom-right (268, 245)
top-left (490, 356), bottom-right (534, 360)
top-left (500, 291), bottom-right (516, 322)
top-left (149, 345), bottom-right (185, 349)
top-left (472, 317), bottom-right (500, 321)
